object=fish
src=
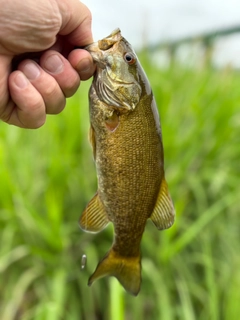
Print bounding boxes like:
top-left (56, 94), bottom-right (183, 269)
top-left (79, 28), bottom-right (175, 296)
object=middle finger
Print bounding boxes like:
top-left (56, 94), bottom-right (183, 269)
top-left (18, 59), bottom-right (66, 115)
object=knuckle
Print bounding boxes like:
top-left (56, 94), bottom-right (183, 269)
top-left (43, 81), bottom-right (59, 99)
top-left (30, 118), bottom-right (46, 129)
top-left (20, 102), bottom-right (46, 129)
top-left (54, 99), bottom-right (66, 114)
top-left (62, 75), bottom-right (80, 97)
top-left (46, 96), bottom-right (66, 115)
top-left (20, 116), bottom-right (46, 129)
top-left (28, 96), bottom-right (43, 112)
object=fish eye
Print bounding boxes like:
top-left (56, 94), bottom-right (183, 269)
top-left (124, 52), bottom-right (136, 65)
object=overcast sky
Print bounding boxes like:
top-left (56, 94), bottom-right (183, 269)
top-left (85, 0), bottom-right (240, 45)
top-left (84, 0), bottom-right (240, 66)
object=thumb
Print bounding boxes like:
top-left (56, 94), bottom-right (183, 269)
top-left (57, 0), bottom-right (93, 46)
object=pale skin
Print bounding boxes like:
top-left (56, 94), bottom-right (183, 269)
top-left (0, 0), bottom-right (95, 128)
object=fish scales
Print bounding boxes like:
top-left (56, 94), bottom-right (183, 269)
top-left (79, 29), bottom-right (175, 296)
top-left (94, 96), bottom-right (161, 253)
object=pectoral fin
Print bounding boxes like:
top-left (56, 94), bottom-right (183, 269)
top-left (150, 178), bottom-right (175, 230)
top-left (79, 193), bottom-right (109, 233)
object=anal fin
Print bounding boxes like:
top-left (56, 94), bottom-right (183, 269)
top-left (79, 193), bottom-right (109, 233)
top-left (150, 178), bottom-right (175, 230)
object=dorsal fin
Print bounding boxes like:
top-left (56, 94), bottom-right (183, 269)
top-left (79, 193), bottom-right (109, 233)
top-left (150, 178), bottom-right (175, 230)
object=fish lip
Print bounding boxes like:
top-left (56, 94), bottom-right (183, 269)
top-left (105, 28), bottom-right (121, 38)
top-left (84, 28), bottom-right (123, 70)
top-left (84, 41), bottom-right (98, 52)
top-left (84, 42), bottom-right (106, 68)
top-left (84, 28), bottom-right (121, 50)
top-left (84, 28), bottom-right (122, 56)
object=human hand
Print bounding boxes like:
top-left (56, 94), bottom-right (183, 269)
top-left (0, 0), bottom-right (95, 128)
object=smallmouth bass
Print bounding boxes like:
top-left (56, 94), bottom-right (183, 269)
top-left (80, 29), bottom-right (175, 296)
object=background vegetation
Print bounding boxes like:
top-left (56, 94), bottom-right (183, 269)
top-left (0, 55), bottom-right (239, 319)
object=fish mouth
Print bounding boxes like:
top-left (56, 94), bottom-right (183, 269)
top-left (84, 42), bottom-right (106, 69)
top-left (85, 45), bottom-right (132, 86)
top-left (98, 28), bottom-right (122, 50)
top-left (85, 28), bottom-right (121, 52)
top-left (84, 28), bottom-right (122, 67)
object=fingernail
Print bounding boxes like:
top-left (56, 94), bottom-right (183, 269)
top-left (14, 73), bottom-right (29, 89)
top-left (43, 54), bottom-right (64, 74)
top-left (22, 62), bottom-right (41, 80)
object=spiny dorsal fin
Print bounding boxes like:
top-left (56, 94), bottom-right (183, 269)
top-left (150, 178), bottom-right (175, 230)
top-left (79, 193), bottom-right (109, 233)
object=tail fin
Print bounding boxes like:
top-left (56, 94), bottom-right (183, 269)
top-left (88, 248), bottom-right (141, 296)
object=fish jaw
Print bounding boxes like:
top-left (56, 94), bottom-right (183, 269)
top-left (85, 28), bottom-right (122, 67)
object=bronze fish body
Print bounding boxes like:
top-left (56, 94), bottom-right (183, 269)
top-left (80, 29), bottom-right (175, 296)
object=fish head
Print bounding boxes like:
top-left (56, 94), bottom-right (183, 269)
top-left (85, 29), bottom-right (144, 112)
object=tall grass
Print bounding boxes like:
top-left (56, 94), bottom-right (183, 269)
top-left (0, 58), bottom-right (239, 319)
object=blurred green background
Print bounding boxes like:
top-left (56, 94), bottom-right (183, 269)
top-left (0, 56), bottom-right (239, 320)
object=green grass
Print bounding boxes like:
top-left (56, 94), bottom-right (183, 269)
top-left (0, 58), bottom-right (239, 320)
